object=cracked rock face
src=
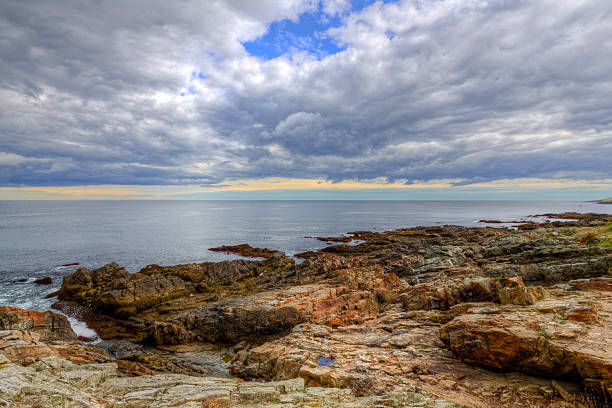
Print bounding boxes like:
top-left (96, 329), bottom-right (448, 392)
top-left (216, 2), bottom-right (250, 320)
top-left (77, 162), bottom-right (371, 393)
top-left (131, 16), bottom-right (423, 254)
top-left (0, 306), bottom-right (78, 342)
top-left (1, 352), bottom-right (462, 408)
top-left (3, 212), bottom-right (612, 407)
top-left (438, 290), bottom-right (612, 394)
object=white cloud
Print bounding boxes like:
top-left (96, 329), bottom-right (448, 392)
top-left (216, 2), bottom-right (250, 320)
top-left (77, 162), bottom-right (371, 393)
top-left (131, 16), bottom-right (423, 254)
top-left (0, 0), bottom-right (611, 187)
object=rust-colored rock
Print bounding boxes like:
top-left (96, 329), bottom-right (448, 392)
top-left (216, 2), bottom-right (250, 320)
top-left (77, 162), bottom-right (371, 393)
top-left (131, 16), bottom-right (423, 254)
top-left (498, 285), bottom-right (547, 305)
top-left (0, 306), bottom-right (78, 342)
top-left (439, 292), bottom-right (612, 397)
top-left (38, 211), bottom-right (612, 406)
top-left (569, 277), bottom-right (612, 292)
top-left (115, 358), bottom-right (158, 376)
top-left (0, 329), bottom-right (111, 366)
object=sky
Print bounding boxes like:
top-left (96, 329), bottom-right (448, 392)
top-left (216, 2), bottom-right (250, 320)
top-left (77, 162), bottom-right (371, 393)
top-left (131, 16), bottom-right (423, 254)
top-left (0, 0), bottom-right (611, 200)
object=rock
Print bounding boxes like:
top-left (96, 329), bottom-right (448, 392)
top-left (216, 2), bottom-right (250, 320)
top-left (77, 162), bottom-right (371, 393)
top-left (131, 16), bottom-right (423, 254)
top-left (96, 339), bottom-right (144, 358)
top-left (400, 277), bottom-right (500, 311)
top-left (498, 285), bottom-right (547, 305)
top-left (171, 286), bottom-right (311, 344)
top-left (400, 276), bottom-right (546, 310)
top-left (551, 380), bottom-right (575, 402)
top-left (233, 340), bottom-right (249, 352)
top-left (331, 265), bottom-right (402, 292)
top-left (208, 243), bottom-right (284, 259)
top-left (55, 256), bottom-right (298, 341)
top-left (29, 212), bottom-right (612, 407)
top-left (232, 317), bottom-right (562, 406)
top-left (96, 274), bottom-right (191, 317)
top-left (52, 300), bottom-right (144, 341)
top-left (569, 277), bottom-right (612, 292)
top-left (0, 306), bottom-right (78, 342)
top-left (57, 262), bottom-right (191, 317)
top-left (116, 358), bottom-right (158, 376)
top-left (141, 259), bottom-right (251, 286)
top-left (169, 277), bottom-right (389, 345)
top-left (44, 290), bottom-right (59, 298)
top-left (58, 263), bottom-right (128, 303)
top-left (118, 352), bottom-right (210, 377)
top-left (0, 343), bottom-right (467, 408)
top-left (439, 292), bottom-right (612, 397)
top-left (0, 329), bottom-right (110, 366)
top-left (145, 321), bottom-right (192, 346)
top-left (307, 235), bottom-right (354, 243)
top-left (34, 276), bottom-right (53, 285)
top-left (0, 358), bottom-right (109, 407)
top-left (236, 380), bottom-right (280, 403)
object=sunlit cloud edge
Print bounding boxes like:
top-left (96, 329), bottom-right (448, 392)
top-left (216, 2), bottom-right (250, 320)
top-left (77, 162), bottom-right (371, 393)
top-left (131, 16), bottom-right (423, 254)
top-left (1, 177), bottom-right (611, 200)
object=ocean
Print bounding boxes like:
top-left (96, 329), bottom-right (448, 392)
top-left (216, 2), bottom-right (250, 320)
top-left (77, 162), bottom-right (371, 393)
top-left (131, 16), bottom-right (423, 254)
top-left (1, 200), bottom-right (609, 338)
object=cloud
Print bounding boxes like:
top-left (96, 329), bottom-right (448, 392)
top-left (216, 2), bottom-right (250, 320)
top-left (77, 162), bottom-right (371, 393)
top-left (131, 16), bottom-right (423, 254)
top-left (3, 177), bottom-right (611, 200)
top-left (0, 0), bottom-right (611, 189)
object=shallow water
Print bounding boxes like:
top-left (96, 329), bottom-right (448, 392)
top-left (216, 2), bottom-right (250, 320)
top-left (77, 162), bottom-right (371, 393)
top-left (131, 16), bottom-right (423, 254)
top-left (1, 199), bottom-right (609, 337)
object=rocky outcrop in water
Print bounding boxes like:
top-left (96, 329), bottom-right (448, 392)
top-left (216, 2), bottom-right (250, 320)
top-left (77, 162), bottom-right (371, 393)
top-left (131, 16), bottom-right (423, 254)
top-left (3, 212), bottom-right (611, 407)
top-left (33, 276), bottom-right (52, 285)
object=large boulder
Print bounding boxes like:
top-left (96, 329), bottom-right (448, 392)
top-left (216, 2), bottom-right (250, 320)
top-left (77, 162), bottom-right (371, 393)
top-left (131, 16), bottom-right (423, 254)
top-left (439, 292), bottom-right (612, 398)
top-left (93, 273), bottom-right (191, 317)
top-left (56, 257), bottom-right (298, 322)
top-left (57, 263), bottom-right (129, 303)
top-left (153, 268), bottom-right (402, 345)
top-left (167, 282), bottom-right (381, 344)
top-left (58, 262), bottom-right (191, 317)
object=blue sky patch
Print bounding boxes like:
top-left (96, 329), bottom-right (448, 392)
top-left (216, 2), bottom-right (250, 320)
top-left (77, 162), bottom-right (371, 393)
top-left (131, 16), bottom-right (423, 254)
top-left (243, 0), bottom-right (399, 60)
top-left (243, 7), bottom-right (345, 60)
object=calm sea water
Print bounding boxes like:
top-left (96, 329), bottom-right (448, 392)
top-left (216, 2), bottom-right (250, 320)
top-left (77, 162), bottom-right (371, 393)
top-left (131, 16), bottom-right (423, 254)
top-left (0, 200), bottom-right (609, 337)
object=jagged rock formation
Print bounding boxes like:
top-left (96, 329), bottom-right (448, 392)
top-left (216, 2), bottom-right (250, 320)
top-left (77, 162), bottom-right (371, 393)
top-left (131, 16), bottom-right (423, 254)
top-left (2, 212), bottom-right (612, 407)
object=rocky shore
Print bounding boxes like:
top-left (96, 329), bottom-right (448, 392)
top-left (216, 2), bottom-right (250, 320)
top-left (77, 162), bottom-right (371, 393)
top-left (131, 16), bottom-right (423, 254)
top-left (1, 212), bottom-right (612, 407)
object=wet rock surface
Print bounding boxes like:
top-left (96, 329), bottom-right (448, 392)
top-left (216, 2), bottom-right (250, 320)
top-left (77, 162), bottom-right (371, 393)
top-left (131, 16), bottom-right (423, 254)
top-left (2, 212), bottom-right (612, 407)
top-left (33, 276), bottom-right (53, 285)
top-left (208, 243), bottom-right (285, 259)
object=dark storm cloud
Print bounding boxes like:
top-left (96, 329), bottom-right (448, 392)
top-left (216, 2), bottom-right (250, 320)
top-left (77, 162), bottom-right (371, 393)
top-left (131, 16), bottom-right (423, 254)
top-left (0, 0), bottom-right (611, 186)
